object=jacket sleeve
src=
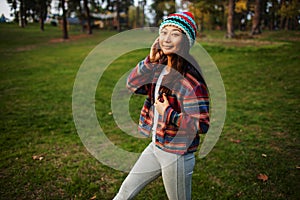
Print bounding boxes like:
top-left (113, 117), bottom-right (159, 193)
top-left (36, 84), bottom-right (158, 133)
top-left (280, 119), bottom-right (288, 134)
top-left (163, 81), bottom-right (210, 134)
top-left (126, 56), bottom-right (156, 95)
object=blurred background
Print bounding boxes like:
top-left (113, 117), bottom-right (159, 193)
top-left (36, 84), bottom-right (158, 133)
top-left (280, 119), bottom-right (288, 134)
top-left (1, 0), bottom-right (299, 37)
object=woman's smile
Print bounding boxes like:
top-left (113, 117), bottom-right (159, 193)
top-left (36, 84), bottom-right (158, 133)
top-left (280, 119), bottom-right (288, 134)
top-left (162, 45), bottom-right (174, 49)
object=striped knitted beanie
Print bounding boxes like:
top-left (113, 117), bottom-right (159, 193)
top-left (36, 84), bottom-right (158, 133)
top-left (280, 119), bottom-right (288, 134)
top-left (159, 12), bottom-right (197, 48)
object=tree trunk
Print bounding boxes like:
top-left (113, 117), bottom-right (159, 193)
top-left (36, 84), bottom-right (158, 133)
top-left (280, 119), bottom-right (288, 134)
top-left (83, 0), bottom-right (92, 34)
top-left (19, 0), bottom-right (25, 28)
top-left (200, 13), bottom-right (204, 32)
top-left (40, 15), bottom-right (44, 31)
top-left (141, 0), bottom-right (145, 27)
top-left (251, 0), bottom-right (262, 35)
top-left (269, 8), bottom-right (275, 30)
top-left (294, 16), bottom-right (299, 30)
top-left (39, 0), bottom-right (46, 31)
top-left (284, 17), bottom-right (289, 30)
top-left (173, 0), bottom-right (177, 12)
top-left (226, 0), bottom-right (235, 38)
top-left (61, 0), bottom-right (69, 39)
top-left (279, 0), bottom-right (285, 30)
top-left (136, 4), bottom-right (140, 28)
top-left (116, 0), bottom-right (121, 32)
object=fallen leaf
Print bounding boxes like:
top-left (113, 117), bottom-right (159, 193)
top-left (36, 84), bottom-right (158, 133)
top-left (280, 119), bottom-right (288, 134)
top-left (32, 155), bottom-right (44, 161)
top-left (230, 138), bottom-right (241, 143)
top-left (32, 155), bottom-right (38, 160)
top-left (90, 195), bottom-right (97, 200)
top-left (257, 173), bottom-right (268, 182)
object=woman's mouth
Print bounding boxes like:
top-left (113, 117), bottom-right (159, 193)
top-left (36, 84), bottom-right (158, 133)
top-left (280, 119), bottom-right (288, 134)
top-left (162, 45), bottom-right (173, 49)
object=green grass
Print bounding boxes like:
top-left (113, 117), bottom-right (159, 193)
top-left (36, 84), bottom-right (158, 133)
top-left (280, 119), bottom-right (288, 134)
top-left (0, 23), bottom-right (299, 199)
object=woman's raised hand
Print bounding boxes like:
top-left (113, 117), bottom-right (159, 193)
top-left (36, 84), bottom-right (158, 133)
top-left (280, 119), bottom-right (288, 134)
top-left (150, 37), bottom-right (162, 62)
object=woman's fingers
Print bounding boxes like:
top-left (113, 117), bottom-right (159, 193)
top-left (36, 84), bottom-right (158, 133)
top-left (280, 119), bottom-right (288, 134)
top-left (154, 93), bottom-right (170, 115)
top-left (150, 37), bottom-right (161, 62)
top-left (162, 93), bottom-right (168, 102)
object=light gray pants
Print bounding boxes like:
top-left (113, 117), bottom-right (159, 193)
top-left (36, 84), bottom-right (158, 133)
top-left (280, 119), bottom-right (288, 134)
top-left (113, 142), bottom-right (195, 200)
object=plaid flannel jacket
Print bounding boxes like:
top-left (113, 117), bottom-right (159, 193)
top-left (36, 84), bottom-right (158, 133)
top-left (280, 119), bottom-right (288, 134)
top-left (127, 56), bottom-right (210, 155)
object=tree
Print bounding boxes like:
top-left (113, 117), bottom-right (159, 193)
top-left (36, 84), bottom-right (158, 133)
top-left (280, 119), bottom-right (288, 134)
top-left (251, 0), bottom-right (262, 35)
top-left (188, 0), bottom-right (208, 32)
top-left (83, 0), bottom-right (92, 34)
top-left (265, 0), bottom-right (280, 30)
top-left (226, 0), bottom-right (235, 38)
top-left (151, 0), bottom-right (176, 26)
top-left (187, 0), bottom-right (226, 31)
top-left (116, 0), bottom-right (121, 31)
top-left (7, 0), bottom-right (50, 30)
top-left (235, 0), bottom-right (247, 31)
top-left (137, 0), bottom-right (146, 27)
top-left (102, 0), bottom-right (133, 31)
top-left (61, 0), bottom-right (69, 39)
top-left (36, 0), bottom-right (51, 31)
top-left (279, 0), bottom-right (300, 30)
top-left (38, 0), bottom-right (46, 31)
top-left (19, 0), bottom-right (26, 27)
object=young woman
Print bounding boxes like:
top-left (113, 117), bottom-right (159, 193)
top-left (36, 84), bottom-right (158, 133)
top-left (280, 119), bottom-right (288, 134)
top-left (113, 12), bottom-right (210, 200)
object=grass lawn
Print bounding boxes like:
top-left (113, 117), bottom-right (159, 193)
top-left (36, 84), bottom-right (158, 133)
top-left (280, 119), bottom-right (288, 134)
top-left (0, 23), bottom-right (299, 199)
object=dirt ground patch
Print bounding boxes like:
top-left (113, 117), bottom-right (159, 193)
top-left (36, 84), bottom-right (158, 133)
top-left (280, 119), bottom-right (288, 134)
top-left (49, 34), bottom-right (93, 43)
top-left (198, 32), bottom-right (292, 47)
top-left (15, 45), bottom-right (37, 52)
top-left (13, 34), bottom-right (92, 52)
top-left (200, 37), bottom-right (283, 47)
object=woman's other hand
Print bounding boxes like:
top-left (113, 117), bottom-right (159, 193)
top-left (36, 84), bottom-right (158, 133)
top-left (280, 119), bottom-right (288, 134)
top-left (154, 93), bottom-right (170, 115)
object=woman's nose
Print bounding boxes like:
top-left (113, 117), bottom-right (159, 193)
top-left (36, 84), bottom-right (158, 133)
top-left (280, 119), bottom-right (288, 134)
top-left (165, 33), bottom-right (171, 42)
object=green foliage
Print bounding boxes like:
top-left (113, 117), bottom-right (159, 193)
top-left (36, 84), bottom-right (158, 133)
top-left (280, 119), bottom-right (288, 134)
top-left (0, 23), bottom-right (299, 199)
top-left (151, 0), bottom-right (176, 25)
top-left (278, 0), bottom-right (300, 18)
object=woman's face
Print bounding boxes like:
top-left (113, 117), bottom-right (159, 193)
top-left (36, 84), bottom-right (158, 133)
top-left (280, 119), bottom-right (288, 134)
top-left (159, 26), bottom-right (184, 55)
